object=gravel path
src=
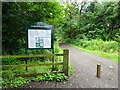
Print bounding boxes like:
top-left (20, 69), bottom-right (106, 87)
top-left (19, 43), bottom-right (118, 88)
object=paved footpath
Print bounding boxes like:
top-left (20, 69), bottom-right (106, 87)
top-left (19, 43), bottom-right (118, 88)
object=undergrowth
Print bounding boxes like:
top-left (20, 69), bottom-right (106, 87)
top-left (2, 73), bottom-right (68, 88)
top-left (69, 39), bottom-right (118, 53)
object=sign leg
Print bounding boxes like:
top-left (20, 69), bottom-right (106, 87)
top-left (52, 49), bottom-right (55, 71)
top-left (25, 49), bottom-right (28, 71)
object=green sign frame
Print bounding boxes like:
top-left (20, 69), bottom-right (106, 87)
top-left (26, 22), bottom-right (54, 49)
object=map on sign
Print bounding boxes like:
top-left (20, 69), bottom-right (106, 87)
top-left (28, 29), bottom-right (51, 48)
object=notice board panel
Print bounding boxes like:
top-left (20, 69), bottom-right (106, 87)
top-left (28, 29), bottom-right (52, 49)
top-left (26, 22), bottom-right (54, 49)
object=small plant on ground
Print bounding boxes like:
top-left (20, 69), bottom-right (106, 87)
top-left (2, 73), bottom-right (68, 89)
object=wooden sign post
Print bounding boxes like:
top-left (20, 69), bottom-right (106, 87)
top-left (25, 22), bottom-right (54, 71)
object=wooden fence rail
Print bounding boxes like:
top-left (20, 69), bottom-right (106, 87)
top-left (0, 49), bottom-right (69, 77)
top-left (1, 63), bottom-right (63, 68)
top-left (0, 54), bottom-right (64, 59)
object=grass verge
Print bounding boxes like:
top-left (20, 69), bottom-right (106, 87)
top-left (69, 44), bottom-right (119, 63)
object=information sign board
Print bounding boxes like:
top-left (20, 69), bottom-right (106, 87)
top-left (26, 22), bottom-right (53, 49)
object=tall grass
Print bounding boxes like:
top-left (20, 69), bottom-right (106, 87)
top-left (68, 39), bottom-right (119, 62)
top-left (71, 39), bottom-right (118, 54)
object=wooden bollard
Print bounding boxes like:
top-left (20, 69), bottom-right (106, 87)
top-left (63, 49), bottom-right (69, 76)
top-left (96, 64), bottom-right (101, 78)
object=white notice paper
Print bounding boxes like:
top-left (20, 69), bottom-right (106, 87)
top-left (28, 29), bottom-right (51, 48)
top-left (44, 38), bottom-right (51, 48)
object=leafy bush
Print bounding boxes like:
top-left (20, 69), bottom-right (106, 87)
top-left (2, 77), bottom-right (31, 88)
top-left (2, 73), bottom-right (68, 88)
top-left (43, 73), bottom-right (68, 81)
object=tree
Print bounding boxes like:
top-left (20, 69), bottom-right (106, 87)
top-left (60, 1), bottom-right (120, 42)
top-left (2, 2), bottom-right (64, 54)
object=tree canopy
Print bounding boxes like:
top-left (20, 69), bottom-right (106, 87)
top-left (2, 1), bottom-right (120, 54)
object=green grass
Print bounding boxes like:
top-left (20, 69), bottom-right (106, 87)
top-left (2, 42), bottom-right (64, 75)
top-left (2, 60), bottom-right (63, 76)
top-left (69, 44), bottom-right (119, 63)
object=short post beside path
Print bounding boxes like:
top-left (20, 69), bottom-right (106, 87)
top-left (63, 49), bottom-right (69, 76)
top-left (97, 64), bottom-right (101, 78)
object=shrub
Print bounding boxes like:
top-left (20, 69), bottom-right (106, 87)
top-left (70, 39), bottom-right (118, 53)
top-left (2, 73), bottom-right (68, 88)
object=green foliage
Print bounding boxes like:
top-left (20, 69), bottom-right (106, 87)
top-left (2, 2), bottom-right (120, 55)
top-left (2, 77), bottom-right (31, 88)
top-left (2, 73), bottom-right (68, 88)
top-left (2, 58), bottom-right (18, 65)
top-left (70, 39), bottom-right (118, 53)
top-left (43, 73), bottom-right (68, 81)
top-left (2, 2), bottom-right (64, 54)
top-left (31, 75), bottom-right (45, 82)
top-left (59, 2), bottom-right (120, 41)
top-left (69, 38), bottom-right (119, 62)
top-left (60, 1), bottom-right (119, 63)
top-left (2, 59), bottom-right (63, 77)
top-left (2, 1), bottom-right (119, 88)
top-left (2, 41), bottom-right (67, 89)
top-left (68, 63), bottom-right (75, 76)
top-left (2, 41), bottom-right (64, 78)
